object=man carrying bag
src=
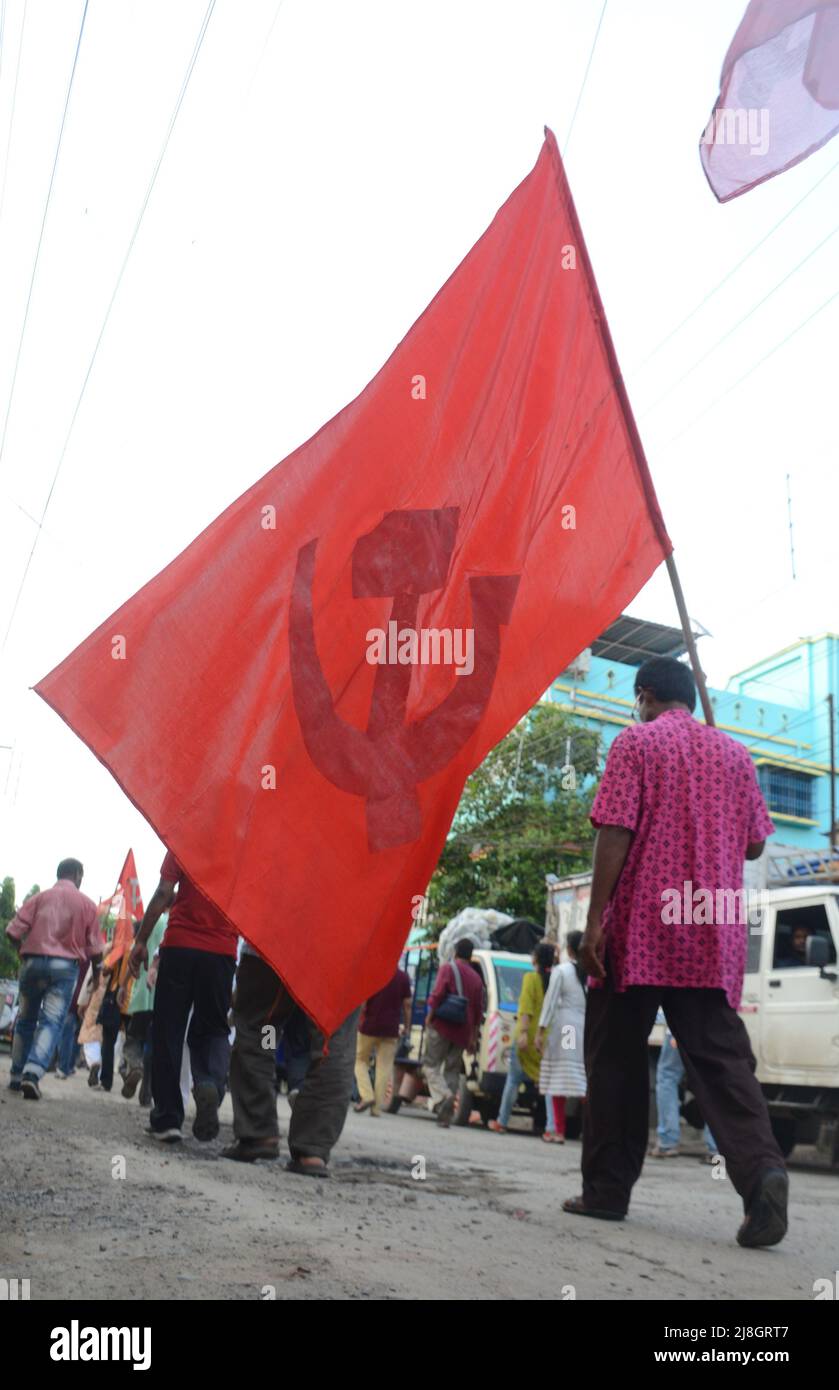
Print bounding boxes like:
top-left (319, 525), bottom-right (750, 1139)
top-left (423, 938), bottom-right (485, 1126)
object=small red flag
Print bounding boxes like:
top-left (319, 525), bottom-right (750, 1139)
top-left (104, 850), bottom-right (145, 967)
top-left (37, 131), bottom-right (671, 1035)
top-left (701, 0), bottom-right (839, 202)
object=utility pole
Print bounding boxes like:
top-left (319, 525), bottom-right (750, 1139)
top-left (828, 692), bottom-right (836, 856)
top-left (786, 473), bottom-right (796, 580)
top-left (1, 744), bottom-right (12, 796)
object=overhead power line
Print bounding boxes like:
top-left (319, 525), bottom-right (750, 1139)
top-left (0, 0), bottom-right (89, 473)
top-left (1, 0), bottom-right (217, 657)
top-left (0, 0), bottom-right (26, 236)
top-left (245, 0), bottom-right (289, 102)
top-left (641, 218), bottom-right (839, 419)
top-left (633, 152), bottom-right (839, 372)
top-left (563, 0), bottom-right (608, 157)
top-left (656, 282), bottom-right (839, 451)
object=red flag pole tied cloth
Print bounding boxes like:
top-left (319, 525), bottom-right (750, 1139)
top-left (701, 0), bottom-right (839, 202)
top-left (103, 850), bottom-right (145, 969)
top-left (36, 130), bottom-right (672, 1036)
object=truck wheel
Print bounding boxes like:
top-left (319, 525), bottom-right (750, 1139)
top-left (565, 1102), bottom-right (582, 1141)
top-left (453, 1078), bottom-right (473, 1126)
top-left (770, 1117), bottom-right (797, 1159)
top-left (476, 1097), bottom-right (499, 1128)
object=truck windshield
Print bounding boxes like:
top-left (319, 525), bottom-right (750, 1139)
top-left (494, 960), bottom-right (531, 1012)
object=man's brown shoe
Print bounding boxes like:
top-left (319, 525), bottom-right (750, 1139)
top-left (221, 1139), bottom-right (279, 1163)
top-left (562, 1195), bottom-right (625, 1221)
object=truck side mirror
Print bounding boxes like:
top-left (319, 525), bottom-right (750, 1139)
top-left (806, 935), bottom-right (838, 981)
top-left (806, 936), bottom-right (829, 968)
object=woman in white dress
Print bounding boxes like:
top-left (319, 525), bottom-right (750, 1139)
top-left (536, 930), bottom-right (587, 1143)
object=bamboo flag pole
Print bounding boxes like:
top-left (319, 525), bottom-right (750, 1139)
top-left (548, 130), bottom-right (714, 731)
top-left (665, 552), bottom-right (715, 727)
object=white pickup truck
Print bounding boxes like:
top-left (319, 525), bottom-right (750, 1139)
top-left (547, 875), bottom-right (839, 1164)
top-left (739, 885), bottom-right (839, 1164)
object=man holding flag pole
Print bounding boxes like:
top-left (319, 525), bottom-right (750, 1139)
top-left (36, 126), bottom-right (785, 1240)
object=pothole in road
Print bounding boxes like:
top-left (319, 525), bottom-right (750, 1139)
top-left (331, 1157), bottom-right (517, 1199)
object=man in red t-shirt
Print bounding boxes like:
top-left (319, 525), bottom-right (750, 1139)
top-left (129, 851), bottom-right (237, 1143)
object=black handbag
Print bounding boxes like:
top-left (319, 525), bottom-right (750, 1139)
top-left (434, 961), bottom-right (469, 1025)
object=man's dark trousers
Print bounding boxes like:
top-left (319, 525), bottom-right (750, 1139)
top-left (123, 1011), bottom-right (152, 1072)
top-left (99, 989), bottom-right (122, 1092)
top-left (100, 1018), bottom-right (121, 1091)
top-left (150, 946), bottom-right (235, 1133)
top-left (230, 952), bottom-right (359, 1162)
top-left (582, 971), bottom-right (785, 1215)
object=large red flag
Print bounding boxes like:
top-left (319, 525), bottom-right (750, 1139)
top-left (36, 130), bottom-right (671, 1035)
top-left (701, 0), bottom-right (839, 201)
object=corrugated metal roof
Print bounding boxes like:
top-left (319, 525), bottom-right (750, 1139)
top-left (591, 614), bottom-right (702, 667)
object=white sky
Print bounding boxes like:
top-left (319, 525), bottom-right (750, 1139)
top-left (1, 0), bottom-right (837, 904)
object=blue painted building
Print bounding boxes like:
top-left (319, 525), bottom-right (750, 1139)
top-left (542, 616), bottom-right (839, 877)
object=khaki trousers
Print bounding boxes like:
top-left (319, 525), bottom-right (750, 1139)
top-left (422, 1026), bottom-right (463, 1110)
top-left (230, 953), bottom-right (359, 1163)
top-left (354, 1032), bottom-right (398, 1112)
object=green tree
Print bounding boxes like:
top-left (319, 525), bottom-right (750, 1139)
top-left (0, 876), bottom-right (19, 978)
top-left (425, 704), bottom-right (599, 933)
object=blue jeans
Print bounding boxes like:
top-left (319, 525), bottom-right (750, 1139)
top-left (11, 956), bottom-right (79, 1082)
top-left (498, 1048), bottom-right (527, 1127)
top-left (656, 1035), bottom-right (717, 1154)
top-left (56, 1006), bottom-right (81, 1074)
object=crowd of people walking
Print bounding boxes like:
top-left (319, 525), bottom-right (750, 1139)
top-left (4, 850), bottom-right (591, 1168)
top-left (3, 655), bottom-right (791, 1247)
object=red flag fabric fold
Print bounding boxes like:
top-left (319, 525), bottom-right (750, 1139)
top-left (37, 130), bottom-right (671, 1035)
top-left (701, 0), bottom-right (839, 201)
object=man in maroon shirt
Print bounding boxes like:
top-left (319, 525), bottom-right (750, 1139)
top-left (354, 966), bottom-right (412, 1116)
top-left (563, 657), bottom-right (786, 1249)
top-left (129, 851), bottom-right (237, 1143)
top-left (424, 939), bottom-right (484, 1127)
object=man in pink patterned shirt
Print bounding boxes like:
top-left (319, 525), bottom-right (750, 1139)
top-left (563, 656), bottom-right (787, 1248)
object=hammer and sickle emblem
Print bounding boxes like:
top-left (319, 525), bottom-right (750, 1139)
top-left (289, 508), bottom-right (519, 852)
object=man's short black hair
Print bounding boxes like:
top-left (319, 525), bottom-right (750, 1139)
top-left (56, 858), bottom-right (83, 881)
top-left (454, 938), bottom-right (474, 961)
top-left (634, 656), bottom-right (696, 712)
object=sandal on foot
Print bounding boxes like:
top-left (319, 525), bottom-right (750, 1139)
top-left (286, 1159), bottom-right (330, 1179)
top-left (562, 1195), bottom-right (625, 1221)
